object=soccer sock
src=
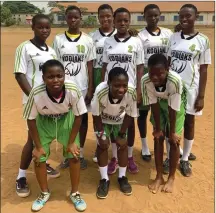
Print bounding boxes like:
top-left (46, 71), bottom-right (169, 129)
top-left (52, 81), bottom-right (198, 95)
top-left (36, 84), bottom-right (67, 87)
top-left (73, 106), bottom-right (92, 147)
top-left (80, 148), bottom-right (84, 158)
top-left (111, 143), bottom-right (118, 159)
top-left (118, 167), bottom-right (127, 178)
top-left (71, 191), bottom-right (80, 196)
top-left (99, 166), bottom-right (109, 180)
top-left (17, 169), bottom-right (26, 180)
top-left (128, 146), bottom-right (133, 158)
top-left (179, 146), bottom-right (183, 156)
top-left (182, 139), bottom-right (194, 161)
top-left (165, 137), bottom-right (170, 159)
top-left (141, 138), bottom-right (150, 155)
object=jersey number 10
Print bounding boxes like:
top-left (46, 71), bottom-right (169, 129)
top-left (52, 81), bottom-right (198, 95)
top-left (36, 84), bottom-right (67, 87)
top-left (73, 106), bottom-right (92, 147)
top-left (76, 45), bottom-right (85, 53)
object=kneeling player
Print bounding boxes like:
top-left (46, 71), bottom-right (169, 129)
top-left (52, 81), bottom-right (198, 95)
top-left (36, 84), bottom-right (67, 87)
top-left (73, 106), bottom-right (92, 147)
top-left (141, 54), bottom-right (186, 193)
top-left (91, 67), bottom-right (138, 198)
top-left (23, 60), bottom-right (87, 212)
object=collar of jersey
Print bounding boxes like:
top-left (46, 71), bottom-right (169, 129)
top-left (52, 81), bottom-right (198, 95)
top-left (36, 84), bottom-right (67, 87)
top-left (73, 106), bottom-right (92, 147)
top-left (65, 31), bottom-right (82, 42)
top-left (154, 84), bottom-right (166, 92)
top-left (145, 27), bottom-right (161, 36)
top-left (114, 34), bottom-right (131, 43)
top-left (30, 39), bottom-right (49, 51)
top-left (99, 28), bottom-right (116, 37)
top-left (46, 85), bottom-right (66, 104)
top-left (108, 91), bottom-right (122, 104)
top-left (180, 31), bottom-right (199, 40)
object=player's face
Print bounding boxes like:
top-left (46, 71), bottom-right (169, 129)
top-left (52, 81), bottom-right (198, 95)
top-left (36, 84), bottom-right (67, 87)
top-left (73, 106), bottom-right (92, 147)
top-left (33, 18), bottom-right (51, 41)
top-left (144, 8), bottom-right (160, 27)
top-left (114, 12), bottom-right (130, 34)
top-left (98, 9), bottom-right (113, 29)
top-left (109, 75), bottom-right (128, 99)
top-left (149, 64), bottom-right (168, 87)
top-left (43, 66), bottom-right (65, 94)
top-left (65, 9), bottom-right (81, 30)
top-left (179, 7), bottom-right (197, 29)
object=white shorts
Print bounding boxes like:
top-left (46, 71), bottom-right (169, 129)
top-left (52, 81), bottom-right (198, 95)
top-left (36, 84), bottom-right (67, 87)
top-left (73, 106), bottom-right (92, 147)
top-left (186, 86), bottom-right (202, 116)
top-left (81, 89), bottom-right (91, 112)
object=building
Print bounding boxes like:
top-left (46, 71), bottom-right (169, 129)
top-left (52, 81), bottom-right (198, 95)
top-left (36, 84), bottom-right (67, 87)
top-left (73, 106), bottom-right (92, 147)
top-left (13, 13), bottom-right (36, 25)
top-left (51, 1), bottom-right (215, 26)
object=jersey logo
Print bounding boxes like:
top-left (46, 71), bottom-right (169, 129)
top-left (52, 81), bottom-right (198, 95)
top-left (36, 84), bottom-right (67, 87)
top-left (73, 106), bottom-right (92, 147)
top-left (189, 44), bottom-right (196, 52)
top-left (30, 53), bottom-right (40, 57)
top-left (108, 46), bottom-right (112, 49)
top-left (170, 58), bottom-right (187, 74)
top-left (65, 62), bottom-right (81, 76)
top-left (42, 106), bottom-right (48, 110)
top-left (119, 106), bottom-right (125, 114)
top-left (95, 39), bottom-right (99, 43)
top-left (61, 45), bottom-right (65, 49)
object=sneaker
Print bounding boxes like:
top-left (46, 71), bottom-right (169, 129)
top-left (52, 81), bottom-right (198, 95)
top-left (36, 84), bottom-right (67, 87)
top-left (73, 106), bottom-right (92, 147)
top-left (96, 179), bottom-right (110, 199)
top-left (80, 158), bottom-right (87, 170)
top-left (128, 157), bottom-right (139, 174)
top-left (189, 153), bottom-right (196, 161)
top-left (31, 191), bottom-right (50, 212)
top-left (46, 164), bottom-right (60, 178)
top-left (16, 177), bottom-right (30, 198)
top-left (118, 176), bottom-right (132, 195)
top-left (108, 157), bottom-right (118, 175)
top-left (180, 160), bottom-right (192, 177)
top-left (163, 158), bottom-right (169, 175)
top-left (92, 150), bottom-right (98, 163)
top-left (141, 151), bottom-right (151, 162)
top-left (58, 159), bottom-right (69, 169)
top-left (70, 192), bottom-right (87, 212)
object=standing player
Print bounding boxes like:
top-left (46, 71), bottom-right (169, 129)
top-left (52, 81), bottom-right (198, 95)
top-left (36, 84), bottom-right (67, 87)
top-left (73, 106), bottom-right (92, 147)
top-left (168, 4), bottom-right (211, 177)
top-left (53, 6), bottom-right (96, 170)
top-left (101, 7), bottom-right (144, 174)
top-left (92, 67), bottom-right (138, 198)
top-left (24, 59), bottom-right (87, 212)
top-left (142, 54), bottom-right (186, 193)
top-left (14, 14), bottom-right (59, 198)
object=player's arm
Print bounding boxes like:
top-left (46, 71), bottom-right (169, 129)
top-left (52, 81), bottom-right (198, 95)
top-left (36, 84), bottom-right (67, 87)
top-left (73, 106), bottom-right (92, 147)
top-left (85, 60), bottom-right (94, 105)
top-left (15, 74), bottom-right (32, 96)
top-left (101, 63), bottom-right (108, 82)
top-left (136, 64), bottom-right (144, 106)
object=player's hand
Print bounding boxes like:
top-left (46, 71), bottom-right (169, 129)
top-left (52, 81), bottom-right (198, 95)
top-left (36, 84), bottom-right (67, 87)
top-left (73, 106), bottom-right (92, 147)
top-left (152, 130), bottom-right (164, 140)
top-left (194, 96), bottom-right (204, 112)
top-left (128, 28), bottom-right (139, 37)
top-left (85, 89), bottom-right (93, 106)
top-left (98, 137), bottom-right (110, 150)
top-left (67, 143), bottom-right (80, 159)
top-left (174, 23), bottom-right (182, 32)
top-left (169, 133), bottom-right (181, 145)
top-left (32, 147), bottom-right (46, 163)
top-left (136, 90), bottom-right (142, 107)
top-left (116, 136), bottom-right (127, 149)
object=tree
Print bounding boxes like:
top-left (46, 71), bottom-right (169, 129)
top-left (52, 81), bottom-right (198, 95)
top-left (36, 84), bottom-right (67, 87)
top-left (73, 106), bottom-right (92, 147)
top-left (82, 16), bottom-right (97, 27)
top-left (1, 6), bottom-right (12, 23)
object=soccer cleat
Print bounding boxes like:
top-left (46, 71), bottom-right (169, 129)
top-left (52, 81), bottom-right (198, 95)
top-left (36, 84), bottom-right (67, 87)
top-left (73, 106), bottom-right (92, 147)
top-left (96, 179), bottom-right (110, 199)
top-left (31, 191), bottom-right (50, 212)
top-left (128, 157), bottom-right (139, 174)
top-left (163, 158), bottom-right (169, 174)
top-left (108, 157), bottom-right (118, 175)
top-left (70, 192), bottom-right (87, 212)
top-left (180, 160), bottom-right (192, 177)
top-left (188, 153), bottom-right (196, 161)
top-left (141, 151), bottom-right (151, 162)
top-left (46, 164), bottom-right (60, 178)
top-left (58, 159), bottom-right (69, 169)
top-left (118, 176), bottom-right (132, 195)
top-left (16, 177), bottom-right (30, 198)
top-left (80, 158), bottom-right (87, 170)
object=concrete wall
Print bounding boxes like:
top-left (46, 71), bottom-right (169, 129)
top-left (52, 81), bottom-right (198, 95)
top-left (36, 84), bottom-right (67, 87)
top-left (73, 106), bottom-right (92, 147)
top-left (13, 14), bottom-right (35, 25)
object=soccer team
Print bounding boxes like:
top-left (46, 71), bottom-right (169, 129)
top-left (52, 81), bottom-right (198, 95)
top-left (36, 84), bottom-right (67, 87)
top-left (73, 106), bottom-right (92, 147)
top-left (13, 3), bottom-right (211, 212)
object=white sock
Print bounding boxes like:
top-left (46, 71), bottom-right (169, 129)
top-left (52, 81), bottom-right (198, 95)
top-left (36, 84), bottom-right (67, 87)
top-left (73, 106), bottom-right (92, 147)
top-left (181, 139), bottom-right (194, 161)
top-left (141, 138), bottom-right (150, 155)
top-left (71, 191), bottom-right (80, 196)
top-left (99, 166), bottom-right (109, 180)
top-left (128, 146), bottom-right (133, 158)
top-left (111, 143), bottom-right (117, 159)
top-left (17, 169), bottom-right (26, 180)
top-left (165, 137), bottom-right (170, 159)
top-left (118, 167), bottom-right (127, 178)
top-left (80, 148), bottom-right (84, 158)
top-left (179, 146), bottom-right (183, 156)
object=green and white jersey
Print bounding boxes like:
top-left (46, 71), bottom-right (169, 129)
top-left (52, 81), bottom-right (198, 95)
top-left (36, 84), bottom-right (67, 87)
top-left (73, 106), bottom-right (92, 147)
top-left (52, 32), bottom-right (96, 91)
top-left (14, 40), bottom-right (57, 104)
top-left (23, 80), bottom-right (87, 120)
top-left (138, 27), bottom-right (173, 67)
top-left (167, 31), bottom-right (211, 88)
top-left (91, 82), bottom-right (138, 125)
top-left (141, 71), bottom-right (183, 112)
top-left (89, 28), bottom-right (117, 69)
top-left (103, 35), bottom-right (144, 87)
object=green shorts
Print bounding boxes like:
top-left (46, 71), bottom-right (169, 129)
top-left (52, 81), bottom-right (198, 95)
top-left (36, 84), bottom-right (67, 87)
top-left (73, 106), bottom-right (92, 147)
top-left (36, 110), bottom-right (80, 162)
top-left (103, 123), bottom-right (124, 140)
top-left (150, 99), bottom-right (185, 135)
top-left (94, 68), bottom-right (102, 89)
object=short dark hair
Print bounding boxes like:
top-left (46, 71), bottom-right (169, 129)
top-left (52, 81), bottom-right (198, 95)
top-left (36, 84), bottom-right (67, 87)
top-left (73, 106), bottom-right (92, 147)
top-left (42, 59), bottom-right (65, 75)
top-left (98, 4), bottom-right (113, 14)
top-left (32, 14), bottom-right (50, 26)
top-left (144, 4), bottom-right (160, 14)
top-left (114, 7), bottom-right (130, 18)
top-left (108, 67), bottom-right (128, 82)
top-left (180, 4), bottom-right (198, 14)
top-left (148, 54), bottom-right (168, 69)
top-left (65, 5), bottom-right (81, 16)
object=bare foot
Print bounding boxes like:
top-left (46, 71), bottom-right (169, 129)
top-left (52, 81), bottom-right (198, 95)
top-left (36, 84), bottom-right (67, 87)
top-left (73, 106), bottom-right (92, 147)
top-left (148, 177), bottom-right (165, 194)
top-left (161, 177), bottom-right (174, 193)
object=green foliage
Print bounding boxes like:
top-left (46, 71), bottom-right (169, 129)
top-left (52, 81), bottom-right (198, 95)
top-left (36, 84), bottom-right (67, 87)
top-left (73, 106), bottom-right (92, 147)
top-left (1, 6), bottom-right (12, 23)
top-left (5, 17), bottom-right (16, 26)
top-left (82, 16), bottom-right (97, 27)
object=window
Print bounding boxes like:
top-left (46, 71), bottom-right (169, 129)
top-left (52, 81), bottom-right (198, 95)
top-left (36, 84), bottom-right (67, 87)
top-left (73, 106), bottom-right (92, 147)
top-left (197, 15), bottom-right (204, 21)
top-left (212, 15), bottom-right (215, 22)
top-left (137, 16), bottom-right (144, 21)
top-left (57, 15), bottom-right (65, 21)
top-left (160, 15), bottom-right (165, 21)
top-left (173, 15), bottom-right (179, 21)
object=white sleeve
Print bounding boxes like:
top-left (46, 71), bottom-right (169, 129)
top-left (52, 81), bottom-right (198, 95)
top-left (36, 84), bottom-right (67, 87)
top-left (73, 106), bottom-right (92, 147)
top-left (136, 38), bottom-right (144, 65)
top-left (86, 38), bottom-right (96, 62)
top-left (102, 39), bottom-right (109, 63)
top-left (168, 93), bottom-right (181, 111)
top-left (14, 44), bottom-right (28, 74)
top-left (71, 90), bottom-right (87, 116)
top-left (199, 38), bottom-right (211, 65)
top-left (91, 86), bottom-right (101, 116)
top-left (52, 36), bottom-right (61, 60)
top-left (125, 90), bottom-right (138, 118)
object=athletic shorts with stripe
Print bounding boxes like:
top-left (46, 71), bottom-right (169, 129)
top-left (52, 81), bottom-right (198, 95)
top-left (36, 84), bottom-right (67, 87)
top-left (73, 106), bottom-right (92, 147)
top-left (93, 68), bottom-right (102, 90)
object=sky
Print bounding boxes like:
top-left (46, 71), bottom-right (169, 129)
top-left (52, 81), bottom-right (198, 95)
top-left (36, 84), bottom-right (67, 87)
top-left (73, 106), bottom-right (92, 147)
top-left (29, 1), bottom-right (50, 14)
